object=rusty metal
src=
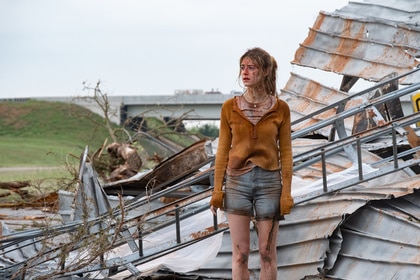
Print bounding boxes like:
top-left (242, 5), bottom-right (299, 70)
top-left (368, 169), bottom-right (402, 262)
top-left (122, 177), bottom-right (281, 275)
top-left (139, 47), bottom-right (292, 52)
top-left (282, 0), bottom-right (420, 139)
top-left (291, 11), bottom-right (420, 83)
top-left (103, 139), bottom-right (213, 196)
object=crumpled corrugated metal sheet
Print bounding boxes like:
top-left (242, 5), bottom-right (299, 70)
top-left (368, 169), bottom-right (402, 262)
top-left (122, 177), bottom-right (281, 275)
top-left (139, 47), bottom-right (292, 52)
top-left (289, 175), bottom-right (419, 280)
top-left (281, 72), bottom-right (362, 136)
top-left (292, 0), bottom-right (420, 83)
top-left (281, 0), bottom-right (420, 137)
top-left (326, 190), bottom-right (420, 279)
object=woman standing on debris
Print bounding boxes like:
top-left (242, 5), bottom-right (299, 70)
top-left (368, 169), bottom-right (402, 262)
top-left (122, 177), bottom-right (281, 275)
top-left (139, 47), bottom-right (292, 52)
top-left (210, 47), bottom-right (293, 280)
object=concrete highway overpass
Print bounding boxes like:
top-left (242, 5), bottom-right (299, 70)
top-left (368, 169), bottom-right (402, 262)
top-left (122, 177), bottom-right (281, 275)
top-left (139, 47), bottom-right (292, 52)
top-left (31, 93), bottom-right (233, 125)
top-left (120, 94), bottom-right (232, 123)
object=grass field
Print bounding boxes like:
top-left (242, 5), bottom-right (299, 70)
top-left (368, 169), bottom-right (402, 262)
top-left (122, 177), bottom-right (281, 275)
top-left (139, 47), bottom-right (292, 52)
top-left (0, 99), bottom-right (205, 199)
top-left (0, 100), bottom-right (116, 199)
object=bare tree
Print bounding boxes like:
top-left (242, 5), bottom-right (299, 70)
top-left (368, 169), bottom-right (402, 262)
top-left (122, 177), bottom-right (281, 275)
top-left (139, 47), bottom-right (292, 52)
top-left (77, 80), bottom-right (118, 143)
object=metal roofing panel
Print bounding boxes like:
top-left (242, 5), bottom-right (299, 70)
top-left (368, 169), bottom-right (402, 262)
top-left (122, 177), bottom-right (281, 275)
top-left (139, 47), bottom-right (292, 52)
top-left (291, 11), bottom-right (420, 83)
top-left (326, 194), bottom-right (420, 279)
top-left (281, 0), bottom-right (420, 138)
top-left (340, 229), bottom-right (419, 263)
top-left (338, 0), bottom-right (420, 22)
top-left (281, 73), bottom-right (361, 136)
top-left (284, 73), bottom-right (350, 104)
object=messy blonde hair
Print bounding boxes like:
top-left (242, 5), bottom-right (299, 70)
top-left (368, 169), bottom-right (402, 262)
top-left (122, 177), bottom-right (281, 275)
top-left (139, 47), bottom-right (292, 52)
top-left (238, 47), bottom-right (278, 96)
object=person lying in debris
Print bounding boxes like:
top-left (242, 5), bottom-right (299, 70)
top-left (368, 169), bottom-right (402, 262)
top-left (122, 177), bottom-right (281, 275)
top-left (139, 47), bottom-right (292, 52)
top-left (210, 47), bottom-right (294, 280)
top-left (106, 142), bottom-right (142, 182)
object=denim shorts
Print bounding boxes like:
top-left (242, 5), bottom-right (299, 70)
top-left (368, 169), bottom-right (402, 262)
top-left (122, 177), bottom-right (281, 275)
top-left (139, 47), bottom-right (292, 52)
top-left (224, 166), bottom-right (283, 221)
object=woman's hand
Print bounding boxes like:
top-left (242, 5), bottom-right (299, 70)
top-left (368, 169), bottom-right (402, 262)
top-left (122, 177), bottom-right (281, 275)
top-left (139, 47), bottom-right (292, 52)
top-left (209, 190), bottom-right (224, 211)
top-left (280, 195), bottom-right (294, 215)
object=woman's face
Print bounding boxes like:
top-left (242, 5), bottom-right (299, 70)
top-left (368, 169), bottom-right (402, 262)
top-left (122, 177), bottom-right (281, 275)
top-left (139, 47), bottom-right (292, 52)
top-left (240, 57), bottom-right (261, 88)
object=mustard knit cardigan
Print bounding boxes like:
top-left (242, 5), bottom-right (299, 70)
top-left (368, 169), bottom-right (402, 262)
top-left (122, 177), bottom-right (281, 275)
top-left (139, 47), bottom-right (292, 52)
top-left (212, 96), bottom-right (293, 212)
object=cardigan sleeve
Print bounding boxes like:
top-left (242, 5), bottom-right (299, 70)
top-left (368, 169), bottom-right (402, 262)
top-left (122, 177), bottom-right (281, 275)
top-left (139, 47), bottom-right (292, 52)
top-left (213, 101), bottom-right (232, 192)
top-left (278, 101), bottom-right (293, 197)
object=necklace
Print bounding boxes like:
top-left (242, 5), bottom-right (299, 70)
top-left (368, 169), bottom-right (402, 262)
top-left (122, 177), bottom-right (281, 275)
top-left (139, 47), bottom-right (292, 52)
top-left (244, 91), bottom-right (268, 108)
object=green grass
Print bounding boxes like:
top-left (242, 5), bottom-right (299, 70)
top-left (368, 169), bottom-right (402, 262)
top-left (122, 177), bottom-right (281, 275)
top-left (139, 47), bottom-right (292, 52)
top-left (0, 137), bottom-right (82, 167)
top-left (0, 100), bottom-right (112, 147)
top-left (0, 100), bottom-right (117, 192)
top-left (0, 167), bottom-right (69, 182)
top-left (0, 100), bottom-right (202, 195)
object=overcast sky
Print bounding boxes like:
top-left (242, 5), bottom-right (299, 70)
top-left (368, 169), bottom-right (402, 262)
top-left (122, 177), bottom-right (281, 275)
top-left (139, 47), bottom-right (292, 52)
top-left (0, 0), bottom-right (349, 98)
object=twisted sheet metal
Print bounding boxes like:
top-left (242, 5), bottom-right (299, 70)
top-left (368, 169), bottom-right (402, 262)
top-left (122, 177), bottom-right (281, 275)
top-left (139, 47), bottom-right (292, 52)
top-left (281, 0), bottom-right (420, 137)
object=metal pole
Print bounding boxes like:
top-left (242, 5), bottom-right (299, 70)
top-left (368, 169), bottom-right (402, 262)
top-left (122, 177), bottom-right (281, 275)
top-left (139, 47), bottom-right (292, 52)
top-left (321, 149), bottom-right (328, 192)
top-left (357, 137), bottom-right (363, 180)
top-left (175, 205), bottom-right (181, 244)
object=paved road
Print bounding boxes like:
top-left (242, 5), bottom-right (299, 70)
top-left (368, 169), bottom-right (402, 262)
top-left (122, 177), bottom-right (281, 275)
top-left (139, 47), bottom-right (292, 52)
top-left (0, 166), bottom-right (62, 172)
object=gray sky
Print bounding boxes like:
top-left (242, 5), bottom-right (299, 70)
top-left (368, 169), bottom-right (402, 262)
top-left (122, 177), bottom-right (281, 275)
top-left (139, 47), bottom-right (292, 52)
top-left (0, 0), bottom-right (348, 98)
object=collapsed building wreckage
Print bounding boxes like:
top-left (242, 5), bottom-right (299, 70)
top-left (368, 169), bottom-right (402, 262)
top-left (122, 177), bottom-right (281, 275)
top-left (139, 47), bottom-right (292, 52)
top-left (1, 0), bottom-right (420, 279)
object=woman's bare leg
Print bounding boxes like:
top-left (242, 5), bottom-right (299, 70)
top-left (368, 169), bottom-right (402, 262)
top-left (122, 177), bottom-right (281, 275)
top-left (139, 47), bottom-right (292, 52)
top-left (227, 213), bottom-right (251, 280)
top-left (257, 219), bottom-right (279, 280)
